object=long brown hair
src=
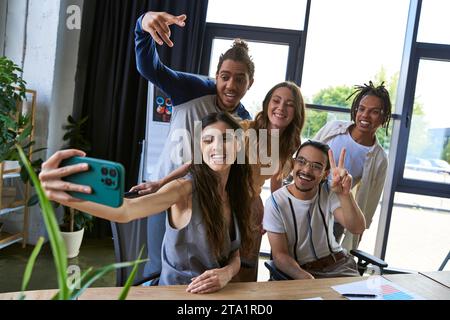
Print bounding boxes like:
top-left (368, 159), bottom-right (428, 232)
top-left (190, 112), bottom-right (254, 259)
top-left (253, 81), bottom-right (305, 176)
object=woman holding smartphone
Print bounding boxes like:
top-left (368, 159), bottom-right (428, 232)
top-left (39, 112), bottom-right (254, 294)
top-left (131, 81), bottom-right (306, 281)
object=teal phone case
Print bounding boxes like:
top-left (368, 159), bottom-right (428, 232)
top-left (61, 156), bottom-right (125, 208)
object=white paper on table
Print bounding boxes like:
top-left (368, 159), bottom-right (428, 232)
top-left (331, 276), bottom-right (425, 300)
top-left (301, 297), bottom-right (324, 300)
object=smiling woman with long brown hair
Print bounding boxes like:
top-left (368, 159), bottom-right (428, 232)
top-left (39, 112), bottom-right (254, 294)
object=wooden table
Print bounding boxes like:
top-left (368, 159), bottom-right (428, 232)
top-left (1, 272), bottom-right (449, 300)
top-left (420, 271), bottom-right (450, 289)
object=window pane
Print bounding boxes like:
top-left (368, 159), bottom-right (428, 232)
top-left (418, 0), bottom-right (450, 45)
top-left (206, 0), bottom-right (307, 30)
top-left (208, 38), bottom-right (289, 117)
top-left (302, 108), bottom-right (349, 140)
top-left (385, 193), bottom-right (450, 271)
top-left (403, 60), bottom-right (450, 185)
top-left (301, 107), bottom-right (393, 152)
top-left (301, 0), bottom-right (410, 113)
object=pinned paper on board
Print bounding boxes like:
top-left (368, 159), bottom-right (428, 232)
top-left (332, 276), bottom-right (425, 300)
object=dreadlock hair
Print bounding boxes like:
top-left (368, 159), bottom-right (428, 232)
top-left (216, 39), bottom-right (255, 81)
top-left (190, 112), bottom-right (255, 260)
top-left (253, 81), bottom-right (305, 178)
top-left (347, 81), bottom-right (392, 135)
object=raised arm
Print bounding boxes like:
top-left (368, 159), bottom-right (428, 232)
top-left (135, 12), bottom-right (214, 105)
top-left (130, 162), bottom-right (191, 195)
top-left (39, 150), bottom-right (191, 223)
top-left (328, 148), bottom-right (366, 234)
top-left (135, 12), bottom-right (184, 92)
top-left (141, 11), bottom-right (187, 47)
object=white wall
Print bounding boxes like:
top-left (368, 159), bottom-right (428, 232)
top-left (3, 0), bottom-right (27, 64)
top-left (1, 0), bottom-right (84, 244)
top-left (48, 0), bottom-right (84, 157)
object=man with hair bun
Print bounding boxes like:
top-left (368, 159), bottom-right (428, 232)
top-left (133, 11), bottom-right (255, 282)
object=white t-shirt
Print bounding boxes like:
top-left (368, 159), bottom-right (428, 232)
top-left (327, 132), bottom-right (372, 187)
top-left (263, 184), bottom-right (342, 265)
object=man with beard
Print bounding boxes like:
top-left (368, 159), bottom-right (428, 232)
top-left (263, 140), bottom-right (365, 279)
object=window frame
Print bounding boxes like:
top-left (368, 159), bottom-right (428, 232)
top-left (395, 44), bottom-right (450, 198)
top-left (200, 0), bottom-right (311, 84)
top-left (376, 0), bottom-right (450, 260)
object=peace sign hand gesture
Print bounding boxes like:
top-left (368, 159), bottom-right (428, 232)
top-left (328, 148), bottom-right (352, 196)
top-left (142, 11), bottom-right (187, 47)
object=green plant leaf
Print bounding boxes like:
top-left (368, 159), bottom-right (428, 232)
top-left (19, 237), bottom-right (45, 299)
top-left (67, 115), bottom-right (75, 124)
top-left (70, 259), bottom-right (147, 300)
top-left (16, 144), bottom-right (70, 300)
top-left (17, 124), bottom-right (32, 144)
top-left (118, 247), bottom-right (146, 300)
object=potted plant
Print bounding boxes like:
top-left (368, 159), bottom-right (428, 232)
top-left (1, 57), bottom-right (44, 184)
top-left (59, 115), bottom-right (94, 258)
top-left (0, 57), bottom-right (39, 170)
top-left (16, 144), bottom-right (145, 300)
top-left (1, 57), bottom-right (44, 248)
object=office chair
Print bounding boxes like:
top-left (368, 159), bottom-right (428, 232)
top-left (111, 218), bottom-right (160, 286)
top-left (264, 250), bottom-right (388, 281)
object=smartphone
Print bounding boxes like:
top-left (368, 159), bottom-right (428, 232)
top-left (60, 156), bottom-right (125, 208)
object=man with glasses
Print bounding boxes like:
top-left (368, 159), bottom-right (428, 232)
top-left (263, 140), bottom-right (365, 279)
top-left (314, 81), bottom-right (392, 251)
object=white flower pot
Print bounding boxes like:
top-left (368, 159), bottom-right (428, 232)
top-left (3, 161), bottom-right (20, 171)
top-left (61, 228), bottom-right (85, 259)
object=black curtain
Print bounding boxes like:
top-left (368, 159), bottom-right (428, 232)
top-left (73, 0), bottom-right (209, 237)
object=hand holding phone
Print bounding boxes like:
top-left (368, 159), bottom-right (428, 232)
top-left (60, 156), bottom-right (125, 208)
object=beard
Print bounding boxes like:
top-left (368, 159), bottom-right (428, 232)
top-left (293, 180), bottom-right (314, 193)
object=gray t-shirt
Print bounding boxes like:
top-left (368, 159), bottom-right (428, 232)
top-left (263, 184), bottom-right (342, 265)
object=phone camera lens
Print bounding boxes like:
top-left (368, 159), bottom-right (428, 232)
top-left (101, 167), bottom-right (108, 176)
top-left (105, 178), bottom-right (113, 186)
top-left (109, 169), bottom-right (117, 177)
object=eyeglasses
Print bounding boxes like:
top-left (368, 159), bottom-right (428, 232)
top-left (294, 156), bottom-right (324, 172)
top-left (356, 105), bottom-right (384, 117)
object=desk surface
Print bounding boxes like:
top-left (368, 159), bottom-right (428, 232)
top-left (420, 271), bottom-right (450, 289)
top-left (1, 272), bottom-right (449, 300)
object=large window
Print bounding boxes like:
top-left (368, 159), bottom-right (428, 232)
top-left (403, 60), bottom-right (450, 185)
top-left (203, 1), bottom-right (307, 117)
top-left (301, 0), bottom-right (410, 113)
top-left (385, 193), bottom-right (450, 271)
top-left (375, 1), bottom-right (450, 267)
top-left (206, 0), bottom-right (307, 30)
top-left (417, 0), bottom-right (450, 45)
